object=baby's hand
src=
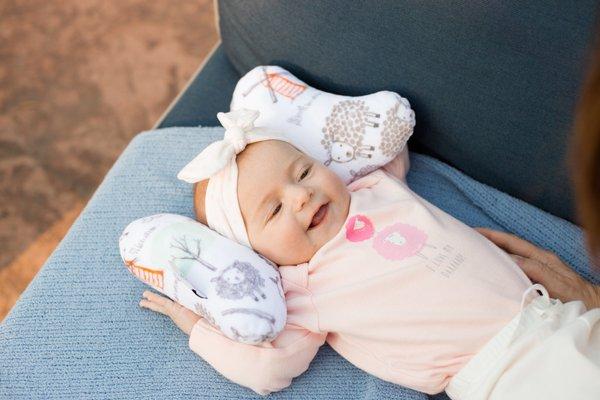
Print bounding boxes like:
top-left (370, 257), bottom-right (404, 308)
top-left (139, 290), bottom-right (201, 335)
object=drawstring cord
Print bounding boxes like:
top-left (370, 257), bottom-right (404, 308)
top-left (508, 283), bottom-right (561, 346)
top-left (520, 283), bottom-right (550, 311)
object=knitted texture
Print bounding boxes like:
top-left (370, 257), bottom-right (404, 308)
top-left (1, 127), bottom-right (597, 400)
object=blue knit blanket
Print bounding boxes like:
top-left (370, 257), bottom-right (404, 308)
top-left (1, 127), bottom-right (597, 400)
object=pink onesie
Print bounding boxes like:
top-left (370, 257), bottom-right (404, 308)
top-left (188, 150), bottom-right (532, 395)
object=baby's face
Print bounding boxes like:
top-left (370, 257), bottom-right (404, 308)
top-left (237, 140), bottom-right (350, 265)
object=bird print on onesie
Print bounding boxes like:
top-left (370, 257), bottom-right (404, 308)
top-left (230, 65), bottom-right (416, 184)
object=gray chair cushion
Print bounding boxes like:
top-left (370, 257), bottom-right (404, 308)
top-left (157, 45), bottom-right (240, 128)
top-left (216, 0), bottom-right (600, 223)
top-left (1, 127), bottom-right (596, 399)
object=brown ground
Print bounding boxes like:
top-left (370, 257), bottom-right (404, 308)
top-left (0, 0), bottom-right (219, 320)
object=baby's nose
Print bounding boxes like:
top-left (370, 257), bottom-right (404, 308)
top-left (288, 184), bottom-right (313, 211)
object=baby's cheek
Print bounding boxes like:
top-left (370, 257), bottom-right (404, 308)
top-left (284, 225), bottom-right (313, 264)
top-left (256, 223), bottom-right (302, 264)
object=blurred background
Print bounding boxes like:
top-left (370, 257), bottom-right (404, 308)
top-left (0, 0), bottom-right (219, 320)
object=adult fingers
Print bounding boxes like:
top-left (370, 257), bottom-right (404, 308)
top-left (475, 227), bottom-right (554, 264)
top-left (509, 254), bottom-right (549, 284)
top-left (508, 253), bottom-right (599, 307)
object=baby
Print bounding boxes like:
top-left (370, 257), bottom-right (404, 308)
top-left (142, 110), bottom-right (600, 399)
top-left (194, 138), bottom-right (350, 266)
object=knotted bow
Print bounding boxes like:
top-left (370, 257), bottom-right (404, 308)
top-left (178, 109), bottom-right (264, 183)
top-left (176, 108), bottom-right (292, 247)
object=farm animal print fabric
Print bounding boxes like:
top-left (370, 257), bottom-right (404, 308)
top-left (119, 213), bottom-right (287, 345)
top-left (230, 65), bottom-right (416, 184)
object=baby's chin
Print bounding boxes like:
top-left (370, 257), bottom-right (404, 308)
top-left (261, 190), bottom-right (350, 266)
top-left (265, 238), bottom-right (325, 266)
top-left (308, 191), bottom-right (351, 258)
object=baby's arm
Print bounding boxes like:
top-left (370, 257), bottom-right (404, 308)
top-left (190, 319), bottom-right (327, 395)
top-left (382, 144), bottom-right (410, 182)
top-left (140, 290), bottom-right (326, 396)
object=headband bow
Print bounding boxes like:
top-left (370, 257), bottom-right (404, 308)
top-left (177, 109), bottom-right (293, 247)
top-left (177, 109), bottom-right (263, 183)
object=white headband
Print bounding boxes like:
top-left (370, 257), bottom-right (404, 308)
top-left (177, 109), bottom-right (293, 247)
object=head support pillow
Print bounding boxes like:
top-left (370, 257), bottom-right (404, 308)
top-left (119, 213), bottom-right (286, 345)
top-left (230, 65), bottom-right (415, 183)
top-left (120, 65), bottom-right (415, 344)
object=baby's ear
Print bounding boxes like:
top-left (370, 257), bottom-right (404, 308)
top-left (193, 180), bottom-right (209, 224)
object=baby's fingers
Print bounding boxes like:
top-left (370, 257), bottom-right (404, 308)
top-left (142, 290), bottom-right (169, 304)
top-left (139, 290), bottom-right (173, 315)
top-left (139, 298), bottom-right (167, 315)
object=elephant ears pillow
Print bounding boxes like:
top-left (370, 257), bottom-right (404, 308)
top-left (119, 213), bottom-right (286, 345)
top-left (230, 65), bottom-right (416, 183)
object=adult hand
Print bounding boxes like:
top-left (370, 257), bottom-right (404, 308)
top-left (475, 227), bottom-right (600, 310)
top-left (139, 290), bottom-right (201, 335)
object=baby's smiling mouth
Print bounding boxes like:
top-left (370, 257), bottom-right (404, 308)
top-left (309, 203), bottom-right (329, 230)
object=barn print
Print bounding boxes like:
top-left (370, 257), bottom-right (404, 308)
top-left (380, 101), bottom-right (414, 157)
top-left (242, 66), bottom-right (307, 103)
top-left (321, 100), bottom-right (379, 165)
top-left (124, 258), bottom-right (164, 290)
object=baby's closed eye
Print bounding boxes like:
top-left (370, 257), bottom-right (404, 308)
top-left (299, 165), bottom-right (311, 180)
top-left (271, 204), bottom-right (282, 218)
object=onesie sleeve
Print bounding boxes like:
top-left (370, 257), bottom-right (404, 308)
top-left (189, 317), bottom-right (327, 396)
top-left (381, 144), bottom-right (410, 182)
